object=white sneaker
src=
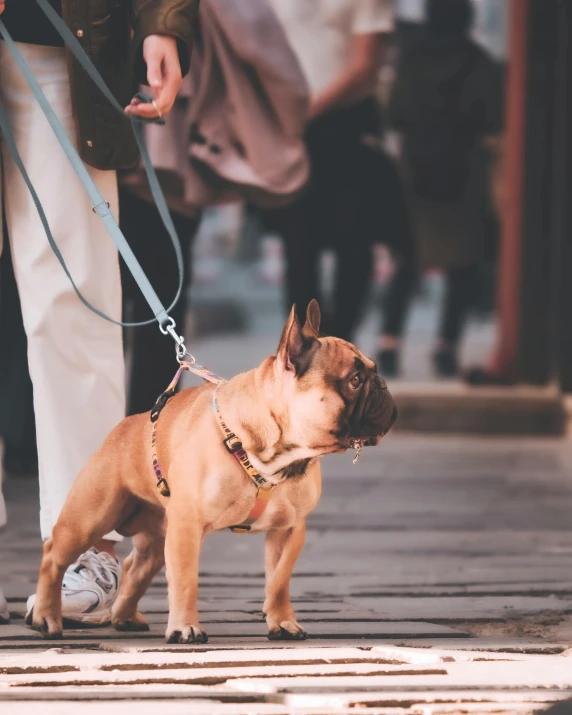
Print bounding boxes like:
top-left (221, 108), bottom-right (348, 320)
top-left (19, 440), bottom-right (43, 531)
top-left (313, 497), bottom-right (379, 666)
top-left (27, 548), bottom-right (121, 626)
top-left (0, 587), bottom-right (9, 624)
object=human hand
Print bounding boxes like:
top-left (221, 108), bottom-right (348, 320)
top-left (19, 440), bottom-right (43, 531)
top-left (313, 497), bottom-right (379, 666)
top-left (125, 35), bottom-right (182, 120)
top-left (0, 1), bottom-right (6, 14)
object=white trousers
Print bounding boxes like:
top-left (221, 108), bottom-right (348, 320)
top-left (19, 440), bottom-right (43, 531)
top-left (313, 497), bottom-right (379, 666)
top-left (0, 43), bottom-right (125, 539)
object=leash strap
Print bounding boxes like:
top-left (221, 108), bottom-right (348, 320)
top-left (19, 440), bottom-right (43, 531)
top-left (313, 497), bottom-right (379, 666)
top-left (150, 364), bottom-right (274, 532)
top-left (0, 4), bottom-right (183, 330)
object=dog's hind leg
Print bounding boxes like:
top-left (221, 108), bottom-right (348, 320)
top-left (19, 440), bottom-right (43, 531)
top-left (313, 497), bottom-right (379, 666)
top-left (28, 455), bottom-right (130, 638)
top-left (112, 528), bottom-right (165, 632)
top-left (264, 522), bottom-right (307, 640)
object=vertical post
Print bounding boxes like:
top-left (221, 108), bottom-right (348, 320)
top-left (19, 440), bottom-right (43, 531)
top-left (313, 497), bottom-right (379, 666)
top-left (557, 1), bottom-right (572, 393)
top-left (489, 0), bottom-right (528, 379)
top-left (518, 0), bottom-right (558, 385)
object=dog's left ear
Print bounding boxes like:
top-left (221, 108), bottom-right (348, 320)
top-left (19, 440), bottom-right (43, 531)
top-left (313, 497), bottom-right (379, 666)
top-left (303, 299), bottom-right (321, 338)
top-left (277, 306), bottom-right (316, 374)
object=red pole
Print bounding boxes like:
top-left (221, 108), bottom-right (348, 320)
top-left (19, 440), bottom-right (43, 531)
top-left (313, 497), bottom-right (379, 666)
top-left (489, 0), bottom-right (528, 379)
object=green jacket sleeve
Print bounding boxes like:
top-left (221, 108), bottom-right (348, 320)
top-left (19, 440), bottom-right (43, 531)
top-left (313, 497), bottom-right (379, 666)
top-left (130, 0), bottom-right (200, 83)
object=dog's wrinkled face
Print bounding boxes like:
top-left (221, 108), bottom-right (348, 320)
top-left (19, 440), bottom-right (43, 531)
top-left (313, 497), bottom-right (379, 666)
top-left (274, 300), bottom-right (397, 455)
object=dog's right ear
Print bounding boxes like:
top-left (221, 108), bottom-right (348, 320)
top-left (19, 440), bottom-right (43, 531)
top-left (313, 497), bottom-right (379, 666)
top-left (303, 299), bottom-right (321, 338)
top-left (277, 306), bottom-right (316, 375)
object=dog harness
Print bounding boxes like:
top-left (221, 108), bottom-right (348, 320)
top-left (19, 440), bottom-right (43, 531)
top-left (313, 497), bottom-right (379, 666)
top-left (150, 361), bottom-right (274, 533)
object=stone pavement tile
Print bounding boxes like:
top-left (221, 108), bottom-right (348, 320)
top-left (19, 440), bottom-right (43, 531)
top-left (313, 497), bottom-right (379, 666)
top-left (225, 656), bottom-right (572, 693)
top-left (0, 620), bottom-right (468, 643)
top-left (341, 582), bottom-right (572, 597)
top-left (406, 705), bottom-right (557, 715)
top-left (0, 646), bottom-right (437, 673)
top-left (0, 625), bottom-right (157, 643)
top-left (387, 638), bottom-right (572, 654)
top-left (369, 645), bottom-right (540, 663)
top-left (95, 637), bottom-right (572, 655)
top-left (342, 596), bottom-right (572, 621)
top-left (139, 610), bottom-right (385, 626)
top-left (0, 684), bottom-right (266, 702)
top-left (198, 600), bottom-right (360, 613)
top-left (141, 612), bottom-right (260, 624)
top-left (281, 689), bottom-right (570, 713)
top-left (318, 529), bottom-right (572, 556)
top-left (0, 704), bottom-right (291, 715)
top-left (1, 662), bottom-right (451, 688)
top-left (99, 638), bottom-right (463, 653)
top-left (211, 620), bottom-right (471, 638)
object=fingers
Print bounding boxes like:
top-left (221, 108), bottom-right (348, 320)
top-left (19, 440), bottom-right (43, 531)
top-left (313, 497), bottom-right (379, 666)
top-left (151, 56), bottom-right (182, 115)
top-left (125, 35), bottom-right (182, 119)
top-left (124, 97), bottom-right (163, 121)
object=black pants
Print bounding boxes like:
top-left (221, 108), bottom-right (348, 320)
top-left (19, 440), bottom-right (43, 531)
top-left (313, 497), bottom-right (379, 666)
top-left (119, 188), bottom-right (199, 416)
top-left (0, 236), bottom-right (37, 459)
top-left (278, 196), bottom-right (374, 341)
top-left (265, 99), bottom-right (395, 341)
top-left (383, 262), bottom-right (479, 345)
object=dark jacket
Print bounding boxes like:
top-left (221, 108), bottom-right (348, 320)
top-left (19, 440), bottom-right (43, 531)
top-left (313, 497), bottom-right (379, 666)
top-left (62, 0), bottom-right (199, 170)
top-left (389, 34), bottom-right (503, 268)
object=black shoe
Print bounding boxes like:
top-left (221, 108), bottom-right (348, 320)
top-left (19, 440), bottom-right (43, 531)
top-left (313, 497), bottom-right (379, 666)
top-left (433, 349), bottom-right (459, 378)
top-left (378, 349), bottom-right (399, 379)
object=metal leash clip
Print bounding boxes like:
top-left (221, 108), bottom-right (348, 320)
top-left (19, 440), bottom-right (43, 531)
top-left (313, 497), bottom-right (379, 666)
top-left (160, 318), bottom-right (195, 365)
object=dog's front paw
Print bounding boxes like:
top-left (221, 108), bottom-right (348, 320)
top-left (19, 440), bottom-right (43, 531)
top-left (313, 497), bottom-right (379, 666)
top-left (267, 618), bottom-right (308, 641)
top-left (26, 607), bottom-right (63, 639)
top-left (165, 624), bottom-right (208, 644)
top-left (113, 612), bottom-right (150, 632)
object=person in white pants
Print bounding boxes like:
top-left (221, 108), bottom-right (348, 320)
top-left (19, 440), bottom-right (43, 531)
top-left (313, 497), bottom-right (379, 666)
top-left (0, 0), bottom-right (197, 625)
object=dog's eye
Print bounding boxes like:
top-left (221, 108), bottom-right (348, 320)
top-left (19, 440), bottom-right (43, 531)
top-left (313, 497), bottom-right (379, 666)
top-left (349, 374), bottom-right (362, 390)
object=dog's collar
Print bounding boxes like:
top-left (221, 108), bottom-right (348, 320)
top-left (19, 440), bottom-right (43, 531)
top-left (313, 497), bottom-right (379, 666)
top-left (150, 361), bottom-right (274, 534)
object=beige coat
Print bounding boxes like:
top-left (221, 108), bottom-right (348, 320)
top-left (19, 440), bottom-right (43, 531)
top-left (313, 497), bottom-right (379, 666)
top-left (143, 0), bottom-right (310, 209)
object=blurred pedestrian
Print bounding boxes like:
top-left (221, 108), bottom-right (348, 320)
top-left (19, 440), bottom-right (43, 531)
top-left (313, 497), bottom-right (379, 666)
top-left (0, 0), bottom-right (197, 625)
top-left (266, 0), bottom-right (395, 342)
top-left (378, 0), bottom-right (503, 378)
top-left (118, 0), bottom-right (311, 415)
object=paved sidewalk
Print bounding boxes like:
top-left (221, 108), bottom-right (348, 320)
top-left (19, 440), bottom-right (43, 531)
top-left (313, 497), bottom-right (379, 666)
top-left (2, 434), bottom-right (572, 712)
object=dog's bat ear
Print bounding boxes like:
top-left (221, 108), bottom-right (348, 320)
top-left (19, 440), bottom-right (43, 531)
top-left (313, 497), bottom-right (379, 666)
top-left (303, 299), bottom-right (321, 338)
top-left (277, 305), bottom-right (316, 374)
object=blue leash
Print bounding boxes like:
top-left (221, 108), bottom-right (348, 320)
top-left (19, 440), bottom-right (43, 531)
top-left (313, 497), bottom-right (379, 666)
top-left (0, 0), bottom-right (186, 345)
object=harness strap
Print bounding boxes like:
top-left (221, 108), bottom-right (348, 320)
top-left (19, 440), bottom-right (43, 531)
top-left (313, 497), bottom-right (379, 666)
top-left (0, 6), bottom-right (183, 330)
top-left (212, 385), bottom-right (274, 533)
top-left (150, 364), bottom-right (274, 532)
